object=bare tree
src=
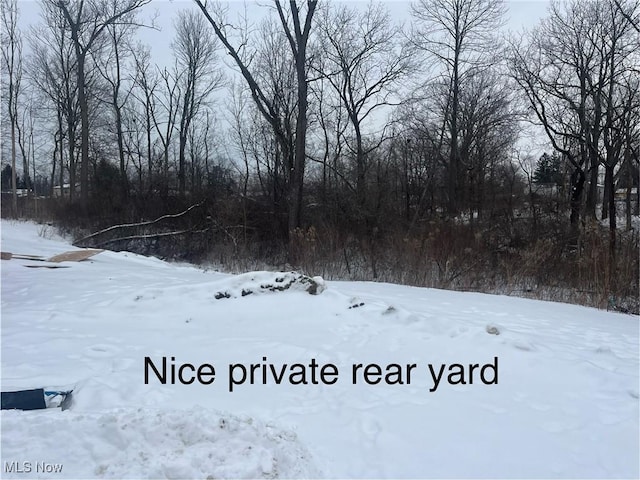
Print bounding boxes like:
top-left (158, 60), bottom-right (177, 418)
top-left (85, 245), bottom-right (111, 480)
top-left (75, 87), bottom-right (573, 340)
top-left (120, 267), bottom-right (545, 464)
top-left (129, 46), bottom-right (181, 198)
top-left (456, 70), bottom-right (518, 221)
top-left (308, 62), bottom-right (350, 222)
top-left (412, 0), bottom-right (505, 214)
top-left (93, 19), bottom-right (141, 200)
top-left (172, 9), bottom-right (222, 197)
top-left (29, 4), bottom-right (81, 199)
top-left (52, 0), bottom-right (151, 208)
top-left (254, 15), bottom-right (298, 223)
top-left (1, 0), bottom-right (22, 215)
top-left (130, 44), bottom-right (156, 194)
top-left (152, 65), bottom-right (181, 197)
top-left (274, 0), bottom-right (318, 232)
top-left (193, 0), bottom-right (318, 237)
top-left (509, 0), bottom-right (638, 238)
top-left (317, 3), bottom-right (412, 213)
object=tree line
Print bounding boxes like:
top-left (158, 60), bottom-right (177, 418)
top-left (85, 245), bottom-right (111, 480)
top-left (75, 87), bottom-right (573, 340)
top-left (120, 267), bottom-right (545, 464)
top-left (1, 0), bottom-right (639, 312)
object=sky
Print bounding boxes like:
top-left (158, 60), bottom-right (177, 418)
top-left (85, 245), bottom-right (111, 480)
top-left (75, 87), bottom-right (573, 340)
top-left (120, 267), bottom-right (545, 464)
top-left (143, 0), bottom-right (549, 65)
top-left (17, 0), bottom-right (552, 59)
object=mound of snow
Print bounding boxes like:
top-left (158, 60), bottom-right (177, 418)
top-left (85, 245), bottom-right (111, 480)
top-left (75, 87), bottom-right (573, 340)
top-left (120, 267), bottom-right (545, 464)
top-left (1, 407), bottom-right (320, 479)
top-left (213, 271), bottom-right (326, 299)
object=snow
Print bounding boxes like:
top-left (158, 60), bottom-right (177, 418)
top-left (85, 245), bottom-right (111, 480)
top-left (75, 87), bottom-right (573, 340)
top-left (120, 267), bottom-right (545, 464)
top-left (1, 219), bottom-right (639, 479)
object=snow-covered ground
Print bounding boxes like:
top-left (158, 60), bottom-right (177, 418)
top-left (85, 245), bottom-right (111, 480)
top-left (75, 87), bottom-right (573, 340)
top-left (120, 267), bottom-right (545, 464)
top-left (1, 220), bottom-right (638, 479)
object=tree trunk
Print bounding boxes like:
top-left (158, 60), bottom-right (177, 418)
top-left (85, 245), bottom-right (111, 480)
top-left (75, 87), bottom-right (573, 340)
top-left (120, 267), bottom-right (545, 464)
top-left (51, 132), bottom-right (58, 197)
top-left (569, 166), bottom-right (585, 245)
top-left (56, 111), bottom-right (65, 198)
top-left (289, 48), bottom-right (308, 235)
top-left (354, 121), bottom-right (365, 211)
top-left (162, 146), bottom-right (169, 198)
top-left (606, 164), bottom-right (617, 296)
top-left (625, 156), bottom-right (632, 231)
top-left (59, 129), bottom-right (65, 199)
top-left (112, 45), bottom-right (128, 201)
top-left (178, 133), bottom-right (187, 197)
top-left (77, 51), bottom-right (89, 208)
top-left (146, 102), bottom-right (153, 195)
top-left (448, 55), bottom-right (460, 215)
top-left (10, 118), bottom-right (17, 217)
top-left (586, 153), bottom-right (599, 219)
top-left (602, 165), bottom-right (611, 220)
top-left (178, 86), bottom-right (194, 198)
top-left (606, 164), bottom-right (616, 246)
top-left (17, 119), bottom-right (30, 191)
top-left (115, 103), bottom-right (127, 199)
top-left (66, 114), bottom-right (76, 200)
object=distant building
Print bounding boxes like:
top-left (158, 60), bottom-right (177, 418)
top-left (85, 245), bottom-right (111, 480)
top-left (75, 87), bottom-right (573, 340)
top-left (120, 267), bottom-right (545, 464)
top-left (0, 188), bottom-right (30, 197)
top-left (52, 184), bottom-right (80, 197)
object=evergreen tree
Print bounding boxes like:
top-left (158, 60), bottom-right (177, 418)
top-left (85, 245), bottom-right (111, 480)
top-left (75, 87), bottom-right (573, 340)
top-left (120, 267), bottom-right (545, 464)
top-left (1, 164), bottom-right (19, 191)
top-left (533, 153), bottom-right (563, 185)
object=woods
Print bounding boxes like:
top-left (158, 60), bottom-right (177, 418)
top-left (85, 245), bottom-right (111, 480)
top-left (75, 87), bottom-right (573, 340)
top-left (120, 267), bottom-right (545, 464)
top-left (1, 0), bottom-right (639, 312)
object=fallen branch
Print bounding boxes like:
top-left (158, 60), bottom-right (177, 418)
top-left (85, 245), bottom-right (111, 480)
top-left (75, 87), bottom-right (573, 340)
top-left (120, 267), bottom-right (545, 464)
top-left (90, 228), bottom-right (210, 248)
top-left (73, 202), bottom-right (205, 247)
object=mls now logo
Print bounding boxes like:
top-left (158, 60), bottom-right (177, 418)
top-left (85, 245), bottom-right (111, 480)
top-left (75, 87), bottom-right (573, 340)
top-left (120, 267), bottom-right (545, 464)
top-left (4, 461), bottom-right (63, 474)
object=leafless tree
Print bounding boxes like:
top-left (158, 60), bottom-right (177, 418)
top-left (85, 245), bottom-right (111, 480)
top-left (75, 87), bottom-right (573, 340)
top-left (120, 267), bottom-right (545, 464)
top-left (51, 0), bottom-right (151, 208)
top-left (317, 2), bottom-right (413, 213)
top-left (274, 0), bottom-right (318, 232)
top-left (412, 0), bottom-right (506, 214)
top-left (173, 9), bottom-right (223, 197)
top-left (1, 0), bottom-right (22, 215)
top-left (193, 0), bottom-right (318, 237)
top-left (93, 19), bottom-right (142, 199)
top-left (150, 64), bottom-right (181, 197)
top-left (29, 4), bottom-right (80, 199)
top-left (253, 15), bottom-right (298, 222)
top-left (509, 0), bottom-right (638, 240)
top-left (307, 65), bottom-right (349, 220)
top-left (130, 44), bottom-right (156, 194)
top-left (456, 70), bottom-right (518, 221)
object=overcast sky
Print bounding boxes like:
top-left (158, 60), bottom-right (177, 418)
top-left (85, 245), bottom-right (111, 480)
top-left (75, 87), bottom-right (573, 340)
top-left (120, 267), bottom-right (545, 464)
top-left (17, 0), bottom-right (552, 63)
top-left (162, 1), bottom-right (548, 63)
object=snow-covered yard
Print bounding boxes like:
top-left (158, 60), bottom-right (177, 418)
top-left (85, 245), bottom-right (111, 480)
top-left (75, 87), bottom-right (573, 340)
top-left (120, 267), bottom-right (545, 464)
top-left (1, 220), bottom-right (638, 479)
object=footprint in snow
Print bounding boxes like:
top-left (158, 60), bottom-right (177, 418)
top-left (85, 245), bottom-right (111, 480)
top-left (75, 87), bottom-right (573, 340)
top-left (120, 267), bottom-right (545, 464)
top-left (513, 342), bottom-right (535, 352)
top-left (593, 345), bottom-right (617, 356)
top-left (83, 344), bottom-right (121, 358)
top-left (359, 413), bottom-right (382, 448)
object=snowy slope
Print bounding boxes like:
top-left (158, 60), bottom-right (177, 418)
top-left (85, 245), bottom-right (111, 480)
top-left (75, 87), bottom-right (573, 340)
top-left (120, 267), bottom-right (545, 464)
top-left (1, 220), bottom-right (638, 479)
